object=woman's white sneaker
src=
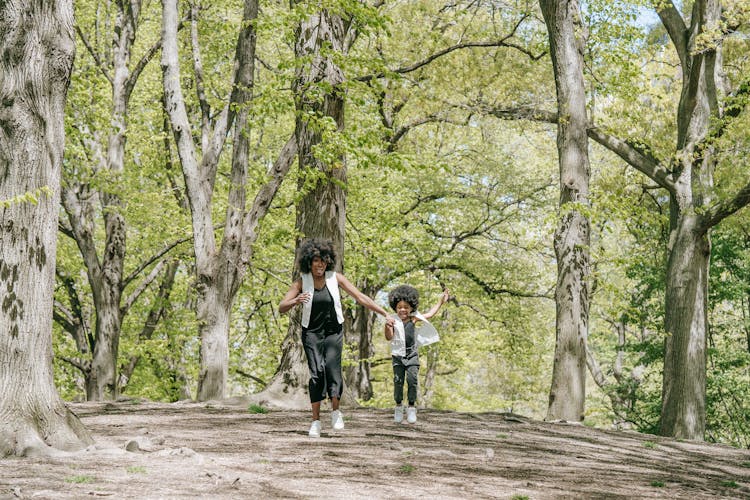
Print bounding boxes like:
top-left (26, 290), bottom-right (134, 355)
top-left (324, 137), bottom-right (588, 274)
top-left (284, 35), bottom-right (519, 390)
top-left (406, 406), bottom-right (417, 423)
top-left (331, 410), bottom-right (345, 430)
top-left (308, 420), bottom-right (321, 437)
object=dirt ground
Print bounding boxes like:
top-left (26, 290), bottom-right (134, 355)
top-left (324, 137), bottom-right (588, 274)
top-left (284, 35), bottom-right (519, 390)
top-left (1, 400), bottom-right (750, 499)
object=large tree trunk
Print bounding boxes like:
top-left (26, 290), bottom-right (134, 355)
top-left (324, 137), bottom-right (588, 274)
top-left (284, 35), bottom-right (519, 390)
top-left (656, 0), bottom-right (724, 440)
top-left (540, 0), bottom-right (591, 422)
top-left (661, 213), bottom-right (710, 438)
top-left (256, 7), bottom-right (348, 409)
top-left (0, 0), bottom-right (93, 456)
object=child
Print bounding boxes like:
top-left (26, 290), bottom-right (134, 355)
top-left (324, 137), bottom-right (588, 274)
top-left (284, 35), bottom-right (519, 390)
top-left (384, 285), bottom-right (450, 423)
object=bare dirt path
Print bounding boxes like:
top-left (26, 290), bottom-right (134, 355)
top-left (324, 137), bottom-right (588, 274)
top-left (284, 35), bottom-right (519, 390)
top-left (2, 400), bottom-right (749, 499)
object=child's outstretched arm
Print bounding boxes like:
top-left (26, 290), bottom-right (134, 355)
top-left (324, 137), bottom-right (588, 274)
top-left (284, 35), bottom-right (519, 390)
top-left (384, 317), bottom-right (395, 340)
top-left (422, 289), bottom-right (450, 320)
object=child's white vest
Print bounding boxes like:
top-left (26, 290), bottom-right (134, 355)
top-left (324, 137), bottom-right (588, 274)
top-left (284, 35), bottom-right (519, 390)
top-left (301, 271), bottom-right (344, 328)
top-left (390, 312), bottom-right (439, 357)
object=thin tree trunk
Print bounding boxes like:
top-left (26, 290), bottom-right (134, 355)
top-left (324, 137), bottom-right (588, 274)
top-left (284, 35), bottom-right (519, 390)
top-left (344, 284), bottom-right (376, 401)
top-left (0, 0), bottom-right (92, 455)
top-left (540, 0), bottom-right (591, 423)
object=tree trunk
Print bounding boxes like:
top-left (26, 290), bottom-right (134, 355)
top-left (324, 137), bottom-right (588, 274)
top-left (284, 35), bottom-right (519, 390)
top-left (655, 0), bottom-right (725, 440)
top-left (0, 0), bottom-right (93, 456)
top-left (344, 285), bottom-right (377, 401)
top-left (540, 0), bottom-right (591, 422)
top-left (60, 0), bottom-right (148, 400)
top-left (162, 0), bottom-right (293, 401)
top-left (196, 285), bottom-right (232, 401)
top-left (660, 213), bottom-right (710, 438)
top-left (257, 7), bottom-right (349, 408)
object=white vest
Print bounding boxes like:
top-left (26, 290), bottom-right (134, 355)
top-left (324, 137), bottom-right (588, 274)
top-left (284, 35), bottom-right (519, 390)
top-left (301, 271), bottom-right (344, 328)
top-left (390, 312), bottom-right (440, 357)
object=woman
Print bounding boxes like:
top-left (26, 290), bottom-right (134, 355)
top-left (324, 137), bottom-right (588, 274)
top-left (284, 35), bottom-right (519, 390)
top-left (279, 238), bottom-right (389, 437)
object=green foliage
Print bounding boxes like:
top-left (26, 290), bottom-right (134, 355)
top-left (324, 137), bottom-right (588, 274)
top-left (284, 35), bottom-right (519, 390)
top-left (398, 464), bottom-right (415, 474)
top-left (126, 466), bottom-right (147, 474)
top-left (248, 404), bottom-right (268, 414)
top-left (0, 187), bottom-right (52, 208)
top-left (65, 475), bottom-right (95, 484)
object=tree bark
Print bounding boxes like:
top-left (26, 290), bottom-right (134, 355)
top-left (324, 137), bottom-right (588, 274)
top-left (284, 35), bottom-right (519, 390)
top-left (0, 0), bottom-right (93, 455)
top-left (539, 0), bottom-right (591, 423)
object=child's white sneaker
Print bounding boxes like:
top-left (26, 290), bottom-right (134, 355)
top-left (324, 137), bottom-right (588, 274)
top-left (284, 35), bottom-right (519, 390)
top-left (406, 406), bottom-right (417, 423)
top-left (308, 420), bottom-right (321, 437)
top-left (331, 410), bottom-right (345, 430)
top-left (394, 405), bottom-right (404, 423)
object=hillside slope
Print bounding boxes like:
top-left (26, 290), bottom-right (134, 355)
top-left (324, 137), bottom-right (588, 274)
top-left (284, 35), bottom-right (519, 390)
top-left (2, 401), bottom-right (749, 499)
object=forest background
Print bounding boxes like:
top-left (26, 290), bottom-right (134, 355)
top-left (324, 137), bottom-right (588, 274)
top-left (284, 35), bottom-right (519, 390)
top-left (13, 0), bottom-right (749, 449)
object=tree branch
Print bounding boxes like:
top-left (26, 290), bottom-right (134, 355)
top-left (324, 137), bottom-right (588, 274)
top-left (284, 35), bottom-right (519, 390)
top-left (587, 128), bottom-right (674, 192)
top-left (125, 37), bottom-right (162, 103)
top-left (655, 1), bottom-right (688, 68)
top-left (702, 180), bottom-right (750, 230)
top-left (483, 104), bottom-right (674, 192)
top-left (121, 260), bottom-right (165, 315)
top-left (57, 355), bottom-right (91, 374)
top-left (429, 263), bottom-right (552, 300)
top-left (356, 38), bottom-right (545, 83)
top-left (233, 369), bottom-right (267, 387)
top-left (122, 233), bottom-right (192, 288)
top-left (75, 24), bottom-right (113, 86)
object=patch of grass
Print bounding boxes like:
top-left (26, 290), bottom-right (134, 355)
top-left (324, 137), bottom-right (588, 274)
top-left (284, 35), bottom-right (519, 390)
top-left (126, 466), bottom-right (146, 474)
top-left (741, 461), bottom-right (750, 468)
top-left (721, 480), bottom-right (738, 488)
top-left (65, 475), bottom-right (95, 484)
top-left (496, 433), bottom-right (509, 439)
top-left (643, 441), bottom-right (656, 449)
top-left (398, 464), bottom-right (415, 474)
top-left (248, 404), bottom-right (268, 414)
top-left (511, 495), bottom-right (529, 500)
top-left (650, 480), bottom-right (665, 487)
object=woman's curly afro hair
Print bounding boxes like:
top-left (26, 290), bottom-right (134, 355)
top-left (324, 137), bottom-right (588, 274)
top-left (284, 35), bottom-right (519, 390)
top-left (297, 238), bottom-right (337, 273)
top-left (388, 284), bottom-right (419, 312)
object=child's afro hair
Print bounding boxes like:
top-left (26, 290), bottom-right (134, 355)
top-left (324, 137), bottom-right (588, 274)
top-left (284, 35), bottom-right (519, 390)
top-left (388, 284), bottom-right (419, 312)
top-left (297, 238), bottom-right (337, 273)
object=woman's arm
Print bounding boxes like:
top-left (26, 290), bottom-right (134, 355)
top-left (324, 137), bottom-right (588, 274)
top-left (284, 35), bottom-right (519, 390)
top-left (278, 279), bottom-right (309, 314)
top-left (421, 289), bottom-right (450, 320)
top-left (337, 273), bottom-right (389, 317)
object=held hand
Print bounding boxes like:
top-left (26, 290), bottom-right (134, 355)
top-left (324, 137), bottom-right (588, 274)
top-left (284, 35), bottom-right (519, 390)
top-left (296, 292), bottom-right (311, 305)
top-left (385, 317), bottom-right (395, 328)
top-left (441, 289), bottom-right (450, 303)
